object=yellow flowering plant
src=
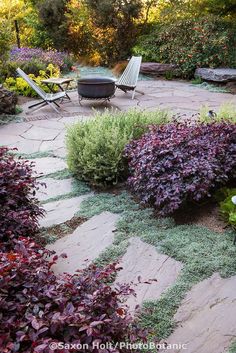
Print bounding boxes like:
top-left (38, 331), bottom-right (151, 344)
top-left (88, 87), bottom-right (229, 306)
top-left (4, 63), bottom-right (60, 97)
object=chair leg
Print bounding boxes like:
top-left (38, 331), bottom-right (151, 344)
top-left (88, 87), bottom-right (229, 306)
top-left (53, 101), bottom-right (61, 108)
top-left (47, 102), bottom-right (60, 114)
top-left (29, 100), bottom-right (47, 109)
top-left (132, 89), bottom-right (136, 100)
top-left (136, 89), bottom-right (145, 96)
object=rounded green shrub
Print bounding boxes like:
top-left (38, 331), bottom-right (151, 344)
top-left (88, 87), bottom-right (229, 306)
top-left (66, 109), bottom-right (169, 186)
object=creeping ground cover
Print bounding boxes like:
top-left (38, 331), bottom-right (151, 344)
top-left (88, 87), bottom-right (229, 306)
top-left (77, 191), bottom-right (236, 339)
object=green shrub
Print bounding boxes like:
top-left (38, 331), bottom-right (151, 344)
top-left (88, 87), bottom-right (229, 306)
top-left (217, 188), bottom-right (236, 229)
top-left (199, 103), bottom-right (236, 123)
top-left (66, 109), bottom-right (170, 186)
top-left (1, 59), bottom-right (48, 80)
top-left (0, 19), bottom-right (12, 83)
top-left (4, 63), bottom-right (59, 97)
top-left (133, 15), bottom-right (236, 78)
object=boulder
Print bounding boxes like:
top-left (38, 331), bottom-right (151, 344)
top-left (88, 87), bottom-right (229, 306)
top-left (0, 86), bottom-right (17, 114)
top-left (140, 62), bottom-right (178, 76)
top-left (195, 68), bottom-right (236, 82)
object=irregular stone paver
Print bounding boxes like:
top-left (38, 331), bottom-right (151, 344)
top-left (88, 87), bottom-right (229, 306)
top-left (36, 178), bottom-right (73, 201)
top-left (21, 125), bottom-right (61, 141)
top-left (0, 134), bottom-right (22, 146)
top-left (39, 139), bottom-right (65, 154)
top-left (32, 157), bottom-right (67, 176)
top-left (11, 139), bottom-right (42, 154)
top-left (40, 195), bottom-right (90, 228)
top-left (47, 212), bottom-right (119, 274)
top-left (114, 237), bottom-right (183, 312)
top-left (0, 122), bottom-right (32, 136)
top-left (160, 273), bottom-right (236, 353)
top-left (52, 147), bottom-right (67, 158)
top-left (30, 119), bottom-right (65, 130)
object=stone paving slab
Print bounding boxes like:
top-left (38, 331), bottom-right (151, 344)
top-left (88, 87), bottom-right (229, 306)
top-left (36, 177), bottom-right (74, 202)
top-left (114, 237), bottom-right (183, 312)
top-left (12, 139), bottom-right (42, 154)
top-left (51, 147), bottom-right (67, 158)
top-left (0, 122), bottom-right (32, 136)
top-left (160, 273), bottom-right (236, 353)
top-left (0, 134), bottom-right (22, 146)
top-left (39, 139), bottom-right (65, 154)
top-left (40, 195), bottom-right (90, 228)
top-left (47, 211), bottom-right (119, 274)
top-left (21, 125), bottom-right (61, 141)
top-left (32, 157), bottom-right (67, 176)
top-left (30, 119), bottom-right (65, 130)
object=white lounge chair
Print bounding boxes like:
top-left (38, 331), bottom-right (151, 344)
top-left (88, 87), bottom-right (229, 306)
top-left (16, 68), bottom-right (66, 113)
top-left (116, 56), bottom-right (143, 99)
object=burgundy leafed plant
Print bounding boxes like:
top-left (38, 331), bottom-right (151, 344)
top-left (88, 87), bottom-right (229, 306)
top-left (0, 147), bottom-right (44, 244)
top-left (0, 238), bottom-right (148, 353)
top-left (125, 121), bottom-right (236, 215)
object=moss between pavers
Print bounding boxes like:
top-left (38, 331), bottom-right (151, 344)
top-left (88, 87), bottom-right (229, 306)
top-left (77, 192), bottom-right (236, 340)
top-left (41, 178), bottom-right (91, 204)
top-left (41, 168), bottom-right (71, 180)
top-left (228, 341), bottom-right (236, 353)
top-left (13, 150), bottom-right (55, 159)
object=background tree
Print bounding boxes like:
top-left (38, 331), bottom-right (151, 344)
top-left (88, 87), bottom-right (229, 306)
top-left (32, 0), bottom-right (69, 50)
top-left (85, 0), bottom-right (143, 63)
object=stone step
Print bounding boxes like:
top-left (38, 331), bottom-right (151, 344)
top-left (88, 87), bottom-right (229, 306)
top-left (160, 273), bottom-right (236, 353)
top-left (32, 157), bottom-right (67, 176)
top-left (36, 177), bottom-right (74, 202)
top-left (114, 237), bottom-right (183, 312)
top-left (47, 211), bottom-right (119, 274)
top-left (40, 195), bottom-right (91, 228)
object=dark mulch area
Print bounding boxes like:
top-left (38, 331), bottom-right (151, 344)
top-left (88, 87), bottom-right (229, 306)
top-left (95, 182), bottom-right (228, 233)
top-left (37, 216), bottom-right (87, 246)
top-left (173, 201), bottom-right (227, 233)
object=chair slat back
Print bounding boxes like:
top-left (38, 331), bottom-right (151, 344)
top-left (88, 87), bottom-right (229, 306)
top-left (117, 56), bottom-right (142, 88)
top-left (16, 68), bottom-right (47, 99)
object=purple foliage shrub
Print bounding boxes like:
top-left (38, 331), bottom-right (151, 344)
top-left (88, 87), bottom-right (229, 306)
top-left (125, 122), bottom-right (236, 215)
top-left (0, 147), bottom-right (44, 243)
top-left (0, 237), bottom-right (148, 353)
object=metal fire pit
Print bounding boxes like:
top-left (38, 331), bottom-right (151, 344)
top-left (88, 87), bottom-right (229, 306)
top-left (77, 77), bottom-right (116, 104)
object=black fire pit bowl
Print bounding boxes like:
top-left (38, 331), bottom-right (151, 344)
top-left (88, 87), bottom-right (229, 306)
top-left (77, 77), bottom-right (116, 99)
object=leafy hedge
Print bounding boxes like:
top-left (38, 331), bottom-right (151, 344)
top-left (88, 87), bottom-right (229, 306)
top-left (66, 109), bottom-right (169, 186)
top-left (0, 237), bottom-right (148, 353)
top-left (216, 188), bottom-right (236, 229)
top-left (125, 122), bottom-right (236, 216)
top-left (133, 15), bottom-right (236, 78)
top-left (0, 147), bottom-right (44, 244)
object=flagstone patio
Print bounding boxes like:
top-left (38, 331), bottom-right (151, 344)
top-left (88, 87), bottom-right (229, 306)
top-left (17, 79), bottom-right (236, 121)
top-left (1, 79), bottom-right (236, 353)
